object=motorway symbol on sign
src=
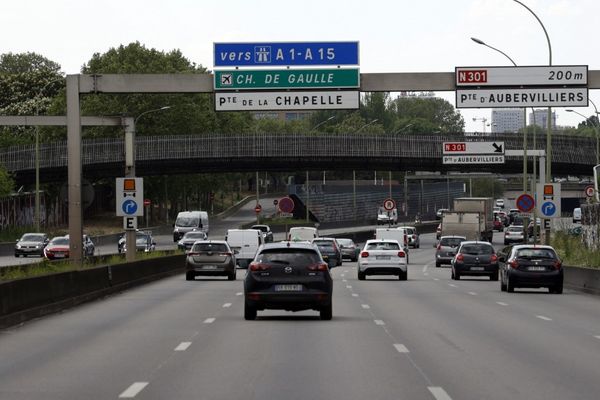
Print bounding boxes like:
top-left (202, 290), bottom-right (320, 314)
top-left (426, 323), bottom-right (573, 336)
top-left (516, 194), bottom-right (535, 213)
top-left (456, 87), bottom-right (588, 109)
top-left (455, 65), bottom-right (588, 87)
top-left (213, 69), bottom-right (360, 90)
top-left (214, 42), bottom-right (360, 67)
top-left (278, 197), bottom-right (295, 214)
top-left (215, 91), bottom-right (359, 111)
top-left (443, 142), bottom-right (504, 155)
top-left (585, 185), bottom-right (595, 197)
top-left (383, 198), bottom-right (396, 211)
top-left (541, 201), bottom-right (557, 217)
top-left (122, 199), bottom-right (138, 215)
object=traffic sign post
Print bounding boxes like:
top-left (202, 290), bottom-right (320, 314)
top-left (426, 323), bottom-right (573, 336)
top-left (443, 142), bottom-right (504, 155)
top-left (278, 197), bottom-right (295, 214)
top-left (585, 185), bottom-right (595, 198)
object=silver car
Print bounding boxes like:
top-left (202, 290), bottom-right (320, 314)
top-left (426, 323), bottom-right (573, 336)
top-left (15, 233), bottom-right (49, 257)
top-left (336, 238), bottom-right (359, 262)
top-left (435, 235), bottom-right (466, 268)
top-left (504, 225), bottom-right (525, 245)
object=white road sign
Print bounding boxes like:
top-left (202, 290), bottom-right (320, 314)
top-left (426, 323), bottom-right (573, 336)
top-left (215, 91), bottom-right (359, 111)
top-left (443, 141), bottom-right (504, 155)
top-left (456, 87), bottom-right (588, 108)
top-left (455, 65), bottom-right (588, 86)
top-left (536, 183), bottom-right (561, 219)
top-left (116, 177), bottom-right (144, 217)
top-left (443, 155), bottom-right (505, 164)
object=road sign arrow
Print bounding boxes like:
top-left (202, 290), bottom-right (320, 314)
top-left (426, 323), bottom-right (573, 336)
top-left (493, 142), bottom-right (503, 153)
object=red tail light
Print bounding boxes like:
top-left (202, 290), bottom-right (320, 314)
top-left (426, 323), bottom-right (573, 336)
top-left (437, 244), bottom-right (441, 250)
top-left (490, 254), bottom-right (498, 263)
top-left (249, 262), bottom-right (271, 271)
top-left (360, 251), bottom-right (369, 258)
top-left (307, 262), bottom-right (329, 271)
top-left (187, 252), bottom-right (199, 256)
top-left (456, 253), bottom-right (464, 262)
top-left (398, 251), bottom-right (406, 258)
top-left (509, 259), bottom-right (519, 269)
top-left (219, 252), bottom-right (232, 256)
top-left (412, 234), bottom-right (416, 239)
top-left (553, 260), bottom-right (562, 270)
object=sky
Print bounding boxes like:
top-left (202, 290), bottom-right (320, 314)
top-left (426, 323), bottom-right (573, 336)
top-left (2, 0), bottom-right (599, 131)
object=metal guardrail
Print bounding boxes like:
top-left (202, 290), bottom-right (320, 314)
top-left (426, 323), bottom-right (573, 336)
top-left (0, 133), bottom-right (596, 178)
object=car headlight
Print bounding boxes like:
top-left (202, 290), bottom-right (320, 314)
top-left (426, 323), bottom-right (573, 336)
top-left (16, 244), bottom-right (22, 249)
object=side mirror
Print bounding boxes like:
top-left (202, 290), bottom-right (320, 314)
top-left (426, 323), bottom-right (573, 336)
top-left (233, 249), bottom-right (240, 255)
top-left (498, 256), bottom-right (506, 262)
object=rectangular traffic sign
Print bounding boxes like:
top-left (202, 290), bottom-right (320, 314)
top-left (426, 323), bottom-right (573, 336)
top-left (116, 177), bottom-right (144, 217)
top-left (536, 183), bottom-right (561, 219)
top-left (455, 65), bottom-right (588, 86)
top-left (443, 142), bottom-right (504, 155)
top-left (214, 68), bottom-right (360, 90)
top-left (456, 87), bottom-right (588, 108)
top-left (214, 42), bottom-right (359, 67)
top-left (215, 91), bottom-right (359, 111)
top-left (124, 216), bottom-right (138, 230)
top-left (443, 155), bottom-right (505, 164)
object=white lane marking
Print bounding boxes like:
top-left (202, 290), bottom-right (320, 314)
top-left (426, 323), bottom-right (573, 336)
top-left (428, 386), bottom-right (453, 400)
top-left (222, 303), bottom-right (232, 308)
top-left (433, 278), bottom-right (440, 281)
top-left (536, 315), bottom-right (552, 321)
top-left (341, 274), bottom-right (346, 277)
top-left (352, 293), bottom-right (359, 297)
top-left (236, 292), bottom-right (243, 296)
top-left (448, 284), bottom-right (457, 288)
top-left (394, 344), bottom-right (410, 353)
top-left (119, 382), bottom-right (149, 398)
top-left (361, 304), bottom-right (370, 309)
top-left (422, 264), bottom-right (428, 273)
top-left (204, 318), bottom-right (216, 324)
top-left (346, 285), bottom-right (353, 289)
top-left (424, 273), bottom-right (429, 276)
top-left (496, 302), bottom-right (508, 306)
top-left (174, 342), bottom-right (192, 351)
top-left (343, 279), bottom-right (348, 282)
top-left (468, 292), bottom-right (477, 296)
top-left (374, 319), bottom-right (385, 326)
top-left (594, 335), bottom-right (600, 340)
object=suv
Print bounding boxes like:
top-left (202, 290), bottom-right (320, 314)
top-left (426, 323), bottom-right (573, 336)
top-left (402, 226), bottom-right (420, 248)
top-left (186, 240), bottom-right (237, 281)
top-left (435, 235), bottom-right (466, 268)
top-left (244, 242), bottom-right (333, 320)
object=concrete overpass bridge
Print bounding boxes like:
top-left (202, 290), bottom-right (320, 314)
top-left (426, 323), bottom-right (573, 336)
top-left (0, 132), bottom-right (595, 186)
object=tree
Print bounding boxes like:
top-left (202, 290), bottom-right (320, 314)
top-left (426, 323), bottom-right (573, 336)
top-left (389, 96), bottom-right (464, 133)
top-left (0, 166), bottom-right (14, 197)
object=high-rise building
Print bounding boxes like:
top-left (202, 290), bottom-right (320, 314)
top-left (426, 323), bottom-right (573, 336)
top-left (529, 109), bottom-right (557, 129)
top-left (491, 108), bottom-right (525, 133)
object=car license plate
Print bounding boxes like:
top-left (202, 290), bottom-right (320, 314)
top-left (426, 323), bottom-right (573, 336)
top-left (54, 253), bottom-right (65, 258)
top-left (528, 266), bottom-right (546, 271)
top-left (470, 267), bottom-right (484, 271)
top-left (274, 284), bottom-right (302, 292)
top-left (376, 255), bottom-right (391, 260)
top-left (202, 265), bottom-right (217, 270)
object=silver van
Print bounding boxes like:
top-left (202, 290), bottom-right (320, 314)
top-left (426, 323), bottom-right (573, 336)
top-left (173, 211), bottom-right (209, 242)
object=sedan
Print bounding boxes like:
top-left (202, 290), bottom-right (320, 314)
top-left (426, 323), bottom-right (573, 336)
top-left (177, 231), bottom-right (208, 251)
top-left (244, 242), bottom-right (333, 320)
top-left (44, 236), bottom-right (70, 260)
top-left (358, 239), bottom-right (407, 281)
top-left (186, 240), bottom-right (237, 281)
top-left (336, 238), bottom-right (359, 262)
top-left (15, 233), bottom-right (49, 257)
top-left (451, 241), bottom-right (499, 280)
top-left (499, 244), bottom-right (563, 294)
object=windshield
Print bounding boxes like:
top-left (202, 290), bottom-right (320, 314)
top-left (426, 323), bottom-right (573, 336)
top-left (461, 244), bottom-right (493, 255)
top-left (21, 234), bottom-right (44, 242)
top-left (49, 237), bottom-right (69, 246)
top-left (175, 217), bottom-right (199, 227)
top-left (440, 238), bottom-right (464, 247)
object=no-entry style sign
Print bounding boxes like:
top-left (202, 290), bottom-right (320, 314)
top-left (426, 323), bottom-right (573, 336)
top-left (516, 194), bottom-right (535, 213)
top-left (254, 204), bottom-right (262, 213)
top-left (278, 197), bottom-right (295, 214)
top-left (585, 185), bottom-right (595, 197)
top-left (383, 198), bottom-right (396, 211)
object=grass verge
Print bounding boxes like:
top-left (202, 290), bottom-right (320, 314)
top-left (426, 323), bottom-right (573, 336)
top-left (551, 231), bottom-right (600, 269)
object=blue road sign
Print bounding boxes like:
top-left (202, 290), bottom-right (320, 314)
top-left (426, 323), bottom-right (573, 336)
top-left (122, 199), bottom-right (138, 215)
top-left (541, 201), bottom-right (556, 217)
top-left (214, 42), bottom-right (359, 67)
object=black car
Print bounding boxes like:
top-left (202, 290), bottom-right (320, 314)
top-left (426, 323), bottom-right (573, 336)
top-left (499, 245), bottom-right (563, 294)
top-left (15, 233), bottom-right (49, 257)
top-left (451, 241), bottom-right (499, 281)
top-left (244, 242), bottom-right (333, 320)
top-left (312, 238), bottom-right (342, 268)
top-left (177, 231), bottom-right (208, 251)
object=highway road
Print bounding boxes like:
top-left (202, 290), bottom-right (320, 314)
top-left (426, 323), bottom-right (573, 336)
top-left (1, 228), bottom-right (599, 399)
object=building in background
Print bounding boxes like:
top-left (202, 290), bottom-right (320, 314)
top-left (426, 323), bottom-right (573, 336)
top-left (529, 109), bottom-right (557, 129)
top-left (491, 108), bottom-right (525, 133)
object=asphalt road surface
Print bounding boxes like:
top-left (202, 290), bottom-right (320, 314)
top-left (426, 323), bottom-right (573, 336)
top-left (1, 230), bottom-right (599, 399)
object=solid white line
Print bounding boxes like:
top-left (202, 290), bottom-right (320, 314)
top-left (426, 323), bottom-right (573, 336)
top-left (433, 278), bottom-right (440, 281)
top-left (361, 304), bottom-right (370, 309)
top-left (174, 342), bottom-right (192, 351)
top-left (352, 293), bottom-right (359, 297)
top-left (374, 319), bottom-right (385, 326)
top-left (222, 303), bottom-right (232, 308)
top-left (119, 382), bottom-right (149, 398)
top-left (422, 264), bottom-right (428, 273)
top-left (341, 274), bottom-right (346, 277)
top-left (468, 291), bottom-right (477, 296)
top-left (236, 292), bottom-right (243, 296)
top-left (393, 344), bottom-right (410, 353)
top-left (448, 284), bottom-right (457, 288)
top-left (346, 285), bottom-right (353, 289)
top-left (536, 315), bottom-right (552, 321)
top-left (496, 302), bottom-right (508, 306)
top-left (204, 318), bottom-right (216, 324)
top-left (428, 386), bottom-right (452, 400)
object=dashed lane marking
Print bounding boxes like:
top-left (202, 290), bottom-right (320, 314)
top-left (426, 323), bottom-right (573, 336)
top-left (536, 315), bottom-right (552, 321)
top-left (236, 292), bottom-right (243, 296)
top-left (352, 293), bottom-right (359, 297)
top-left (223, 303), bottom-right (232, 308)
top-left (174, 342), bottom-right (191, 351)
top-left (374, 320), bottom-right (385, 326)
top-left (496, 302), bottom-right (508, 306)
top-left (428, 386), bottom-right (453, 400)
top-left (468, 292), bottom-right (477, 296)
top-left (119, 382), bottom-right (148, 398)
top-left (394, 344), bottom-right (410, 353)
top-left (204, 318), bottom-right (216, 324)
top-left (448, 284), bottom-right (457, 288)
top-left (361, 304), bottom-right (370, 309)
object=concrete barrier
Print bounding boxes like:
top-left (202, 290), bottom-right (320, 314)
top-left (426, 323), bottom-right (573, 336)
top-left (0, 254), bottom-right (185, 328)
top-left (564, 265), bottom-right (600, 295)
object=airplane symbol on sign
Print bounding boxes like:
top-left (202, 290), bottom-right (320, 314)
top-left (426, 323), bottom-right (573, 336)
top-left (221, 74), bottom-right (232, 85)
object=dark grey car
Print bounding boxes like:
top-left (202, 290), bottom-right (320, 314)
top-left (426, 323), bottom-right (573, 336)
top-left (435, 236), bottom-right (466, 268)
top-left (451, 241), bottom-right (499, 280)
top-left (15, 233), bottom-right (49, 257)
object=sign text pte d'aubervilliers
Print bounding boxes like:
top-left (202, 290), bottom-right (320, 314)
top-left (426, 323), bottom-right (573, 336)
top-left (443, 155), bottom-right (505, 164)
top-left (456, 87), bottom-right (588, 108)
top-left (215, 91), bottom-right (359, 111)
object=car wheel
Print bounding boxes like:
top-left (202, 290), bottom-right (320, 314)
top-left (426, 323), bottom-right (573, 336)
top-left (416, 243), bottom-right (420, 249)
top-left (399, 270), bottom-right (407, 281)
top-left (550, 284), bottom-right (563, 294)
top-left (228, 271), bottom-right (236, 281)
top-left (320, 303), bottom-right (333, 320)
top-left (358, 270), bottom-right (366, 280)
top-left (454, 269), bottom-right (461, 280)
top-left (351, 257), bottom-right (358, 262)
top-left (490, 271), bottom-right (499, 281)
top-left (507, 275), bottom-right (515, 293)
top-left (185, 271), bottom-right (195, 281)
top-left (244, 302), bottom-right (257, 320)
top-left (435, 262), bottom-right (441, 268)
top-left (500, 277), bottom-right (507, 291)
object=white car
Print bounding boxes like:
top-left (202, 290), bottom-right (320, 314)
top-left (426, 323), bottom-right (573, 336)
top-left (495, 199), bottom-right (505, 209)
top-left (358, 239), bottom-right (407, 281)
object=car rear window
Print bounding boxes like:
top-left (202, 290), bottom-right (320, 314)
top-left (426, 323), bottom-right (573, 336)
top-left (366, 242), bottom-right (400, 250)
top-left (192, 243), bottom-right (229, 252)
top-left (337, 239), bottom-right (353, 246)
top-left (440, 238), bottom-right (463, 246)
top-left (516, 248), bottom-right (557, 259)
top-left (461, 244), bottom-right (493, 255)
top-left (508, 226), bottom-right (523, 232)
top-left (255, 249), bottom-right (321, 266)
top-left (405, 228), bottom-right (415, 235)
top-left (184, 232), bottom-right (206, 239)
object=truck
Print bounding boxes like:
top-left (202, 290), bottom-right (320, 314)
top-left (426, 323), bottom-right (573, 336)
top-left (441, 197), bottom-right (494, 242)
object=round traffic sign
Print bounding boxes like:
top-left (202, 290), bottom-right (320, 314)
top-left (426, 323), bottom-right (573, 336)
top-left (278, 197), bottom-right (295, 214)
top-left (143, 199), bottom-right (151, 206)
top-left (516, 194), bottom-right (535, 213)
top-left (273, 199), bottom-right (279, 206)
top-left (254, 204), bottom-right (262, 213)
top-left (122, 199), bottom-right (138, 215)
top-left (383, 198), bottom-right (396, 211)
top-left (585, 185), bottom-right (595, 197)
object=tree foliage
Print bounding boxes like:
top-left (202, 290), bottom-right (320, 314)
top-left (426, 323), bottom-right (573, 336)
top-left (0, 166), bottom-right (14, 197)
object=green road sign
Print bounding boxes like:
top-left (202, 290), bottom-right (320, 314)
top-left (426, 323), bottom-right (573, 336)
top-left (214, 68), bottom-right (360, 90)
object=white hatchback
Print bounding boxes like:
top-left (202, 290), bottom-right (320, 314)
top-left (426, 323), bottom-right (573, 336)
top-left (358, 239), bottom-right (408, 281)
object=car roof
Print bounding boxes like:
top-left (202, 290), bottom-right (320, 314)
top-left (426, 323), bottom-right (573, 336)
top-left (510, 244), bottom-right (555, 251)
top-left (192, 240), bottom-right (227, 245)
top-left (260, 242), bottom-right (318, 250)
top-left (366, 239), bottom-right (400, 244)
top-left (439, 235), bottom-right (466, 239)
top-left (459, 241), bottom-right (493, 246)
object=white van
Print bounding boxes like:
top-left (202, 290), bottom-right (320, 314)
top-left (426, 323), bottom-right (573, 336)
top-left (375, 227), bottom-right (410, 263)
top-left (226, 229), bottom-right (264, 268)
top-left (288, 227), bottom-right (319, 242)
top-left (173, 211), bottom-right (209, 242)
top-left (573, 207), bottom-right (582, 223)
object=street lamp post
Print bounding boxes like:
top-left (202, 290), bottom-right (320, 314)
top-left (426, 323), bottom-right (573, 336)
top-left (566, 107), bottom-right (600, 165)
top-left (356, 118), bottom-right (378, 133)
